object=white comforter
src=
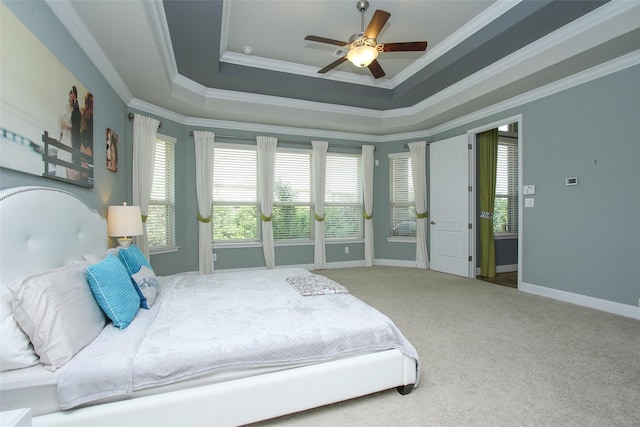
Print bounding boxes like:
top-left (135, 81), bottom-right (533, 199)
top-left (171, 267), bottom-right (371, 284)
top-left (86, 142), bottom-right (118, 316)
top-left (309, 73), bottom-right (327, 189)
top-left (57, 268), bottom-right (419, 409)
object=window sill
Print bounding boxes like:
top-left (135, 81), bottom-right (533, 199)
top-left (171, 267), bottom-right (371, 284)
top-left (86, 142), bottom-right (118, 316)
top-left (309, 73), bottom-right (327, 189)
top-left (387, 237), bottom-right (416, 243)
top-left (494, 233), bottom-right (518, 240)
top-left (150, 245), bottom-right (180, 255)
top-left (213, 242), bottom-right (262, 249)
top-left (212, 238), bottom-right (364, 249)
top-left (327, 238), bottom-right (364, 245)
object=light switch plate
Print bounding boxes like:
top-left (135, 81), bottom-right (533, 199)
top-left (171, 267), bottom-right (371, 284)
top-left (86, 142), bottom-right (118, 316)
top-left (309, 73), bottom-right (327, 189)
top-left (524, 198), bottom-right (535, 207)
top-left (523, 185), bottom-right (536, 195)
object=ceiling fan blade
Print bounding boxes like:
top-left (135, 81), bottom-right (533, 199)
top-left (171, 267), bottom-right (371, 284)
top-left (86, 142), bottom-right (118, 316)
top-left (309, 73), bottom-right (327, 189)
top-left (382, 41), bottom-right (428, 52)
top-left (318, 56), bottom-right (348, 74)
top-left (364, 10), bottom-right (390, 40)
top-left (305, 35), bottom-right (348, 47)
top-left (368, 59), bottom-right (385, 79)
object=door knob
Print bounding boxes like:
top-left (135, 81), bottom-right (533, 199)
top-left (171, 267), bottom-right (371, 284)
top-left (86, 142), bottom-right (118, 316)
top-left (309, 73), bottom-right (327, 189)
top-left (430, 221), bottom-right (436, 225)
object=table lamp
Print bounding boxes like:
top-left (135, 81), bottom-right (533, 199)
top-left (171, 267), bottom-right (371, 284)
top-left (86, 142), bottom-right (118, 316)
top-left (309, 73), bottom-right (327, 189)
top-left (108, 203), bottom-right (143, 248)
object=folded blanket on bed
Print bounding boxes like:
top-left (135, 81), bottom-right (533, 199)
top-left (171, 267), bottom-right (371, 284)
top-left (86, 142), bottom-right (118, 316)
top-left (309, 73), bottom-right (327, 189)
top-left (286, 274), bottom-right (349, 296)
top-left (57, 268), bottom-right (419, 409)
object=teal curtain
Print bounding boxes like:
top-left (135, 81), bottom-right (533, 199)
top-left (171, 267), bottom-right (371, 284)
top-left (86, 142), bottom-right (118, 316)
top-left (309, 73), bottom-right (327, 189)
top-left (479, 129), bottom-right (498, 278)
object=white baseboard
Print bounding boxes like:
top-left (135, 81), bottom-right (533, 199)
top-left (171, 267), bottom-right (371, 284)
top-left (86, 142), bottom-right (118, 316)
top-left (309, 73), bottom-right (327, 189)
top-left (520, 282), bottom-right (640, 320)
top-left (374, 259), bottom-right (419, 268)
top-left (327, 260), bottom-right (367, 269)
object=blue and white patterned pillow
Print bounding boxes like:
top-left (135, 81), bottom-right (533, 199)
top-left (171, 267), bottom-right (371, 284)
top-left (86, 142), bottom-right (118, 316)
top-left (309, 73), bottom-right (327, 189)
top-left (131, 266), bottom-right (160, 309)
top-left (86, 254), bottom-right (140, 329)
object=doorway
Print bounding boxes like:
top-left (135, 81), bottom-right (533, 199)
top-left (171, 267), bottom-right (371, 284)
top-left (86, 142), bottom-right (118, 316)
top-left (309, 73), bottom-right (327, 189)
top-left (472, 117), bottom-right (522, 288)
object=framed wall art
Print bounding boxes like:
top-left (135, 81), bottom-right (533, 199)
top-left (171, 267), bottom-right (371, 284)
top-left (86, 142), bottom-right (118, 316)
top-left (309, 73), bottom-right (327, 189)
top-left (106, 128), bottom-right (118, 172)
top-left (0, 3), bottom-right (94, 187)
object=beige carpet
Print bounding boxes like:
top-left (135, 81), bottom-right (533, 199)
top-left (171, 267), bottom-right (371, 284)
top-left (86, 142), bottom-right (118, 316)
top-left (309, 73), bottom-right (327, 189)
top-left (252, 267), bottom-right (640, 426)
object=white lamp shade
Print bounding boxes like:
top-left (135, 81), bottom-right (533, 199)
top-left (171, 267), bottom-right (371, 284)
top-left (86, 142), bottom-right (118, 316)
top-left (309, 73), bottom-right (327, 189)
top-left (108, 205), bottom-right (143, 238)
top-left (347, 45), bottom-right (378, 67)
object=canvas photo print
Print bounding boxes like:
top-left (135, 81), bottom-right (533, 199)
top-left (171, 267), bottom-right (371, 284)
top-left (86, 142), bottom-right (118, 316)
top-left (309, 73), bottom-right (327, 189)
top-left (0, 3), bottom-right (94, 187)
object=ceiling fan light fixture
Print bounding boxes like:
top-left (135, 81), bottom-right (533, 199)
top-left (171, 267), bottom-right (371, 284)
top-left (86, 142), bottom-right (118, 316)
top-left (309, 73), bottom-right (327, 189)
top-left (305, 1), bottom-right (426, 79)
top-left (347, 45), bottom-right (378, 67)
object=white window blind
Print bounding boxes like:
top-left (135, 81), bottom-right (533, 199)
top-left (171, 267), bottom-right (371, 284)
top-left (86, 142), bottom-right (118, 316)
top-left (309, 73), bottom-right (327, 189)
top-left (494, 138), bottom-right (518, 234)
top-left (324, 153), bottom-right (363, 239)
top-left (212, 145), bottom-right (259, 242)
top-left (325, 153), bottom-right (363, 239)
top-left (211, 143), bottom-right (363, 244)
top-left (147, 135), bottom-right (175, 249)
top-left (389, 153), bottom-right (416, 238)
top-left (273, 150), bottom-right (311, 241)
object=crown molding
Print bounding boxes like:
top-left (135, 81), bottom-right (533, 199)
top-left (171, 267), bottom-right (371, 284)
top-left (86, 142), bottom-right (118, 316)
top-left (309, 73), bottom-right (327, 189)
top-left (170, 73), bottom-right (383, 120)
top-left (129, 98), bottom-right (383, 143)
top-left (45, 0), bottom-right (133, 103)
top-left (185, 116), bottom-right (383, 143)
top-left (128, 98), bottom-right (187, 125)
top-left (147, 0), bottom-right (177, 80)
top-left (132, 49), bottom-right (640, 145)
top-left (219, 52), bottom-right (394, 89)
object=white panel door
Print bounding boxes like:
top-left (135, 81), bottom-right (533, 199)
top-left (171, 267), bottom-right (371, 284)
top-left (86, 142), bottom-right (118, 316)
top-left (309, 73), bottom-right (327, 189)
top-left (429, 134), bottom-right (471, 277)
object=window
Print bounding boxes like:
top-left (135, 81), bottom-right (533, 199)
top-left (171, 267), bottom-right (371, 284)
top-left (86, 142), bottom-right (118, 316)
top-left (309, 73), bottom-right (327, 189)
top-left (273, 149), bottom-right (312, 241)
top-left (147, 134), bottom-right (176, 249)
top-left (494, 136), bottom-right (518, 235)
top-left (389, 153), bottom-right (416, 238)
top-left (212, 145), bottom-right (259, 242)
top-left (211, 144), bottom-right (364, 244)
top-left (324, 153), bottom-right (363, 239)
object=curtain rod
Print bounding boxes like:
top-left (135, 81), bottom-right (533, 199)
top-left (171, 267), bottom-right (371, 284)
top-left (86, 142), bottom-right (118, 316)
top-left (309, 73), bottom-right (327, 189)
top-left (127, 113), bottom-right (371, 150)
top-left (403, 142), bottom-right (432, 149)
top-left (127, 113), bottom-right (162, 128)
top-left (189, 131), bottom-right (374, 151)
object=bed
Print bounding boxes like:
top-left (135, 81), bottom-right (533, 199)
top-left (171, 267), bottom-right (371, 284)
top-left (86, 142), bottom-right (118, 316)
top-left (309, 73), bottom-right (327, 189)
top-left (0, 186), bottom-right (418, 426)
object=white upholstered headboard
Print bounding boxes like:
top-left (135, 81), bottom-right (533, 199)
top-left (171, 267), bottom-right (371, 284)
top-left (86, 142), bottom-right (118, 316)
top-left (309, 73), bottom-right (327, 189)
top-left (0, 186), bottom-right (107, 284)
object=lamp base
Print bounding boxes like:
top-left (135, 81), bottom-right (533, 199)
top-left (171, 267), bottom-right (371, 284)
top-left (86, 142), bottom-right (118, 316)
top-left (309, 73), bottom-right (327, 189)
top-left (117, 237), bottom-right (133, 248)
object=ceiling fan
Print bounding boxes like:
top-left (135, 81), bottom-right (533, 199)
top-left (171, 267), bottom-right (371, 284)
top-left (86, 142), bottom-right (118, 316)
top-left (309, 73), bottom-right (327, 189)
top-left (304, 0), bottom-right (428, 79)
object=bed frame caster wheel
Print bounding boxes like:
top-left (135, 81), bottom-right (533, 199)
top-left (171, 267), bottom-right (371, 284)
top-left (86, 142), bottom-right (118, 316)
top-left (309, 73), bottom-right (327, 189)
top-left (396, 384), bottom-right (414, 395)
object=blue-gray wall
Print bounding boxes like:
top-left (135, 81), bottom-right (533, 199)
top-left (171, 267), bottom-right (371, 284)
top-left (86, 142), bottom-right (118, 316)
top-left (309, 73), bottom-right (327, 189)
top-left (1, 0), bottom-right (638, 307)
top-left (428, 65), bottom-right (640, 306)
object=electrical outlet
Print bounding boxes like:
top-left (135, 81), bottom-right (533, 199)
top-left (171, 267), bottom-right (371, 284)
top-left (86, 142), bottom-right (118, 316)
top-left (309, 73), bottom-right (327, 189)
top-left (344, 246), bottom-right (349, 254)
top-left (213, 253), bottom-right (217, 261)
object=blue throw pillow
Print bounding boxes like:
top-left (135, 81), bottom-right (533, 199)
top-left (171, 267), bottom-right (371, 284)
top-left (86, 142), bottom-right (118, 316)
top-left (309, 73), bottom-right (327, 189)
top-left (118, 244), bottom-right (154, 307)
top-left (118, 244), bottom-right (152, 276)
top-left (86, 254), bottom-right (140, 329)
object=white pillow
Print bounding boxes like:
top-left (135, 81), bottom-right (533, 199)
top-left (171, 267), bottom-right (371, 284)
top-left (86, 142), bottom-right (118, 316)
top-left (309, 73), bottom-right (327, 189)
top-left (131, 266), bottom-right (160, 309)
top-left (0, 284), bottom-right (39, 371)
top-left (8, 262), bottom-right (106, 371)
top-left (82, 248), bottom-right (119, 265)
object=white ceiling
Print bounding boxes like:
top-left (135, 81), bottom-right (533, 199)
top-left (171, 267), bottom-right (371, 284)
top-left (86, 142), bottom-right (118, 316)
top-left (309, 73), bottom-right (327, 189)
top-left (221, 0), bottom-right (495, 84)
top-left (50, 0), bottom-right (640, 138)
